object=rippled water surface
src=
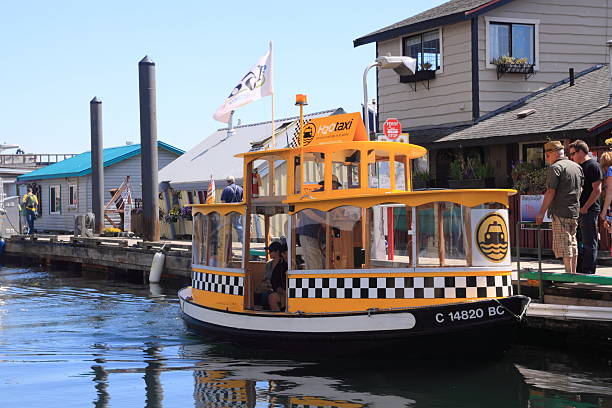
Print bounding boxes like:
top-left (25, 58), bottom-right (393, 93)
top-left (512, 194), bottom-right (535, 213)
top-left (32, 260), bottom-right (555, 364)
top-left (1, 266), bottom-right (611, 408)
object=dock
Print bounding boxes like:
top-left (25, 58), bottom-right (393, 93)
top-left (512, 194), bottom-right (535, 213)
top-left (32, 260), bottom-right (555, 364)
top-left (3, 234), bottom-right (192, 282)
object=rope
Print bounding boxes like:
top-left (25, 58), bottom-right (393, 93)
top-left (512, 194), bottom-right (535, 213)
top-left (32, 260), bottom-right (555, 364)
top-left (493, 297), bottom-right (531, 321)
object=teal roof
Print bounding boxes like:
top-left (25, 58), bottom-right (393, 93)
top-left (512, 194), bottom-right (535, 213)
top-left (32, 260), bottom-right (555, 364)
top-left (17, 141), bottom-right (184, 182)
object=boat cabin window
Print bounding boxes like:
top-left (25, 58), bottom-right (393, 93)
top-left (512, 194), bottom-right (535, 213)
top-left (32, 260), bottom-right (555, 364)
top-left (369, 204), bottom-right (413, 268)
top-left (416, 203), bottom-right (469, 267)
top-left (249, 212), bottom-right (288, 262)
top-left (192, 212), bottom-right (208, 265)
top-left (331, 149), bottom-right (361, 190)
top-left (251, 157), bottom-right (287, 199)
top-left (295, 152), bottom-right (324, 194)
top-left (368, 150), bottom-right (391, 189)
top-left (293, 206), bottom-right (364, 270)
top-left (395, 154), bottom-right (408, 191)
top-left (202, 212), bottom-right (243, 269)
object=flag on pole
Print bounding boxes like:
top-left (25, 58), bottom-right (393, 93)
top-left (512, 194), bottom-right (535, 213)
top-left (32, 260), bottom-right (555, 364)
top-left (206, 175), bottom-right (215, 204)
top-left (213, 46), bottom-right (274, 123)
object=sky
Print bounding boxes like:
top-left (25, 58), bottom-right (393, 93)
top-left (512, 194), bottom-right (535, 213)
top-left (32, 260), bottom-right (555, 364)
top-left (0, 1), bottom-right (445, 154)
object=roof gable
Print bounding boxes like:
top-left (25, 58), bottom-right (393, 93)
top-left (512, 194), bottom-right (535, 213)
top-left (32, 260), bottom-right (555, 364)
top-left (430, 65), bottom-right (612, 147)
top-left (17, 141), bottom-right (184, 182)
top-left (354, 0), bottom-right (515, 47)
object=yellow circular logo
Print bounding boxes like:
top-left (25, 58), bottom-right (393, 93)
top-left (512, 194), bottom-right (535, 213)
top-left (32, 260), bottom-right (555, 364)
top-left (476, 212), bottom-right (509, 262)
top-left (302, 122), bottom-right (316, 146)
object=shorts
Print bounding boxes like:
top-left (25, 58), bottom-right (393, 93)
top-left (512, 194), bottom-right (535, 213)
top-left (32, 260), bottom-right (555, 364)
top-left (552, 215), bottom-right (578, 258)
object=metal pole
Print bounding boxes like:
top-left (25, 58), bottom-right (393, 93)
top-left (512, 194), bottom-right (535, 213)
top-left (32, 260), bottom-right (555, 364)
top-left (362, 62), bottom-right (380, 139)
top-left (90, 97), bottom-right (104, 234)
top-left (226, 110), bottom-right (235, 141)
top-left (138, 55), bottom-right (160, 242)
top-left (607, 40), bottom-right (612, 105)
top-left (537, 225), bottom-right (543, 303)
top-left (516, 221), bottom-right (521, 295)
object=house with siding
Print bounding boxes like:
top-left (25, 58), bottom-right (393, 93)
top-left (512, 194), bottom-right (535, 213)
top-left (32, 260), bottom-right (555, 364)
top-left (16, 141), bottom-right (183, 233)
top-left (354, 0), bottom-right (612, 186)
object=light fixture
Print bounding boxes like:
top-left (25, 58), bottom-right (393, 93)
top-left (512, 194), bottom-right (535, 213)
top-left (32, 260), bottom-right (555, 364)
top-left (363, 56), bottom-right (417, 137)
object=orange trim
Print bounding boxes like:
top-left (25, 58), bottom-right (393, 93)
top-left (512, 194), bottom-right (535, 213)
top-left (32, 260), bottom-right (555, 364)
top-left (192, 268), bottom-right (244, 277)
top-left (287, 297), bottom-right (501, 313)
top-left (192, 287), bottom-right (244, 312)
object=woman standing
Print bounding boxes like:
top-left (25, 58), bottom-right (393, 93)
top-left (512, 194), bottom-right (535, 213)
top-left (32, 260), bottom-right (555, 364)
top-left (599, 151), bottom-right (612, 226)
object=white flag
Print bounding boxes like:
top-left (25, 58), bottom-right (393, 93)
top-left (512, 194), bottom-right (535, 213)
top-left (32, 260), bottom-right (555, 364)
top-left (213, 48), bottom-right (274, 123)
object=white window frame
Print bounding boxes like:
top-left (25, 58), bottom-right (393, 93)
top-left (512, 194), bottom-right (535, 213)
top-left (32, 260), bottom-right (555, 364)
top-left (49, 185), bottom-right (61, 215)
top-left (485, 16), bottom-right (540, 71)
top-left (400, 27), bottom-right (444, 74)
top-left (68, 184), bottom-right (77, 209)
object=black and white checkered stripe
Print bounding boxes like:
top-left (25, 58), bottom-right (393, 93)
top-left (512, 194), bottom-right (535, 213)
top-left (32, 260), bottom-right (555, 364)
top-left (288, 275), bottom-right (512, 299)
top-left (192, 270), bottom-right (244, 296)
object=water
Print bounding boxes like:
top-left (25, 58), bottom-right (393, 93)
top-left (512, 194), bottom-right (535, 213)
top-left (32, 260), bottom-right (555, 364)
top-left (0, 266), bottom-right (611, 408)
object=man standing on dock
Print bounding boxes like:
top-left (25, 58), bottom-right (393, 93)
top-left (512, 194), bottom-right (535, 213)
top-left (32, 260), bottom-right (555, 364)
top-left (221, 175), bottom-right (244, 243)
top-left (536, 141), bottom-right (584, 274)
top-left (21, 187), bottom-right (38, 235)
top-left (569, 140), bottom-right (602, 274)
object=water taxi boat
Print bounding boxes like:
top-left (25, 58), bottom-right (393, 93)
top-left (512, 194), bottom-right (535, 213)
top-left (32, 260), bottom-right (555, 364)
top-left (178, 111), bottom-right (530, 356)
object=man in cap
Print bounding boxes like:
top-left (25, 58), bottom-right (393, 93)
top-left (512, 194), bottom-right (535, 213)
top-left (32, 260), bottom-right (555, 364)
top-left (569, 140), bottom-right (601, 274)
top-left (221, 175), bottom-right (244, 243)
top-left (536, 141), bottom-right (584, 274)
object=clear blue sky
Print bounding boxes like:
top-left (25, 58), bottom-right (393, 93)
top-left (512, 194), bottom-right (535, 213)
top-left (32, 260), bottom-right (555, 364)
top-left (0, 1), bottom-right (444, 154)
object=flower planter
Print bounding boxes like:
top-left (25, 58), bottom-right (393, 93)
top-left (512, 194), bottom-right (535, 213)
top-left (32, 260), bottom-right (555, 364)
top-left (400, 69), bottom-right (436, 83)
top-left (448, 179), bottom-right (486, 189)
top-left (496, 63), bottom-right (535, 79)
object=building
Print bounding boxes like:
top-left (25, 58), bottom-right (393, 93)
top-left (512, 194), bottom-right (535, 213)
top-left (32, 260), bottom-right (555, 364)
top-left (16, 142), bottom-right (183, 233)
top-left (354, 0), bottom-right (612, 186)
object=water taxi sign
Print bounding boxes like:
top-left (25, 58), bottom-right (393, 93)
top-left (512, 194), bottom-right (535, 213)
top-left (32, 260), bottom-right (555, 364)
top-left (383, 118), bottom-right (402, 140)
top-left (471, 209), bottom-right (511, 266)
top-left (302, 112), bottom-right (367, 146)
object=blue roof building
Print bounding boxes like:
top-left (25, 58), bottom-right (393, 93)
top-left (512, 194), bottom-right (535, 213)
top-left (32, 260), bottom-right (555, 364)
top-left (17, 141), bottom-right (184, 233)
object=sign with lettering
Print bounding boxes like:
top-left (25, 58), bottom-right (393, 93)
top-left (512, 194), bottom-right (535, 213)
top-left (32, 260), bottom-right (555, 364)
top-left (383, 118), bottom-right (402, 140)
top-left (520, 194), bottom-right (551, 223)
top-left (301, 112), bottom-right (367, 146)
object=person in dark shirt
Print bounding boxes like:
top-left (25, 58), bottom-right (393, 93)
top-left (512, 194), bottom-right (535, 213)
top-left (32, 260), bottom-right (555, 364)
top-left (267, 243), bottom-right (287, 311)
top-left (221, 175), bottom-right (244, 243)
top-left (569, 140), bottom-right (602, 274)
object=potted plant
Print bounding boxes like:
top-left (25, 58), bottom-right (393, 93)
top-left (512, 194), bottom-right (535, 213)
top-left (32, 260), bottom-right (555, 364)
top-left (421, 62), bottom-right (433, 71)
top-left (412, 169), bottom-right (433, 189)
top-left (511, 162), bottom-right (547, 195)
top-left (475, 161), bottom-right (496, 188)
top-left (511, 161), bottom-right (548, 223)
top-left (493, 55), bottom-right (534, 76)
top-left (101, 227), bottom-right (121, 237)
top-left (449, 155), bottom-right (486, 189)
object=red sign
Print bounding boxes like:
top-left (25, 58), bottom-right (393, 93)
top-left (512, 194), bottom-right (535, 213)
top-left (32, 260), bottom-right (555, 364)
top-left (383, 118), bottom-right (402, 140)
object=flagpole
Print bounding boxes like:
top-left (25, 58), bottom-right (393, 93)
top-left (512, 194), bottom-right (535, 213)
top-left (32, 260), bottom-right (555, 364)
top-left (270, 41), bottom-right (275, 150)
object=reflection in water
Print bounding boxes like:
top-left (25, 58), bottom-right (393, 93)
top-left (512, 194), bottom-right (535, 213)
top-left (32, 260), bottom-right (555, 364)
top-left (0, 266), bottom-right (611, 408)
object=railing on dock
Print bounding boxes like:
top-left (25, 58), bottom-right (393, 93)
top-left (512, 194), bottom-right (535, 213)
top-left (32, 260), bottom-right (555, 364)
top-left (0, 153), bottom-right (76, 168)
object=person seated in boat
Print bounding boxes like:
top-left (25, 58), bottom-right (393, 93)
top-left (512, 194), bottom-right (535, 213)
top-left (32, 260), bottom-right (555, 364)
top-left (254, 241), bottom-right (285, 310)
top-left (268, 243), bottom-right (288, 311)
top-left (295, 177), bottom-right (341, 269)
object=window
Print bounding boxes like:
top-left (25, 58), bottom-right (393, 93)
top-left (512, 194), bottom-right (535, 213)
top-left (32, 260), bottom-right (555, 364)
top-left (68, 185), bottom-right (77, 208)
top-left (403, 29), bottom-right (441, 71)
top-left (49, 185), bottom-right (61, 215)
top-left (486, 18), bottom-right (539, 68)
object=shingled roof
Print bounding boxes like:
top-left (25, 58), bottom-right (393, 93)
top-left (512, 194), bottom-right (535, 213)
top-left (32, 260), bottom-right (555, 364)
top-left (354, 0), bottom-right (515, 47)
top-left (429, 65), bottom-right (612, 148)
